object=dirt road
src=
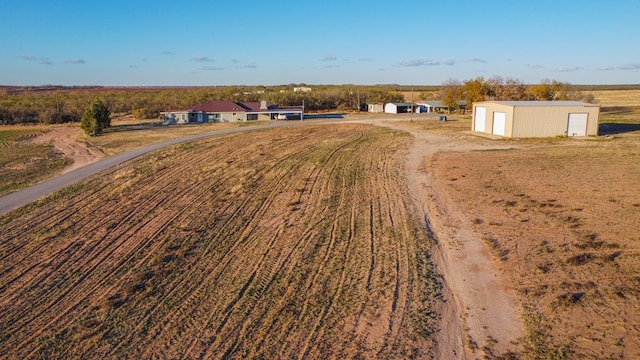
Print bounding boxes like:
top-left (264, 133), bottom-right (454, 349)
top-left (356, 118), bottom-right (525, 358)
top-left (31, 126), bottom-right (104, 172)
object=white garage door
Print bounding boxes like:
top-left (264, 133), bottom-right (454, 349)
top-left (474, 106), bottom-right (486, 132)
top-left (492, 112), bottom-right (506, 136)
top-left (567, 113), bottom-right (588, 136)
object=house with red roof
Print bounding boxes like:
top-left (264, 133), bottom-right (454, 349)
top-left (160, 100), bottom-right (304, 124)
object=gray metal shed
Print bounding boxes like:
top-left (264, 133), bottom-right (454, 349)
top-left (472, 101), bottom-right (600, 138)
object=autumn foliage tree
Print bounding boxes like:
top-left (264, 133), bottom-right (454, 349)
top-left (441, 79), bottom-right (463, 113)
top-left (81, 98), bottom-right (110, 136)
top-left (442, 77), bottom-right (592, 111)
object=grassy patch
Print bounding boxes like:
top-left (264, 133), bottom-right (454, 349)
top-left (0, 127), bottom-right (69, 196)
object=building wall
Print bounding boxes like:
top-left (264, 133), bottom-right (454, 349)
top-left (472, 103), bottom-right (514, 136)
top-left (473, 102), bottom-right (600, 138)
top-left (218, 111), bottom-right (247, 122)
top-left (512, 105), bottom-right (599, 137)
top-left (384, 103), bottom-right (398, 113)
top-left (368, 103), bottom-right (384, 113)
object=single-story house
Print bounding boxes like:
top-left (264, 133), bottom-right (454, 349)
top-left (293, 87), bottom-right (312, 92)
top-left (472, 101), bottom-right (600, 138)
top-left (384, 102), bottom-right (413, 114)
top-left (160, 100), bottom-right (304, 124)
top-left (367, 102), bottom-right (384, 113)
top-left (415, 100), bottom-right (449, 113)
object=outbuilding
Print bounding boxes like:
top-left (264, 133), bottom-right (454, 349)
top-left (415, 100), bottom-right (449, 113)
top-left (367, 102), bottom-right (384, 113)
top-left (472, 101), bottom-right (600, 138)
top-left (384, 102), bottom-right (413, 114)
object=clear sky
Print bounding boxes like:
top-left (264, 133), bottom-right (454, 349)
top-left (1, 0), bottom-right (639, 86)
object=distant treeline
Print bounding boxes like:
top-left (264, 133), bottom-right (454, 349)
top-left (0, 85), bottom-right (404, 125)
top-left (0, 80), bottom-right (631, 125)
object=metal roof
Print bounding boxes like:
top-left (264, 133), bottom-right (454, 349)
top-left (191, 100), bottom-right (247, 112)
top-left (417, 100), bottom-right (445, 107)
top-left (479, 101), bottom-right (597, 107)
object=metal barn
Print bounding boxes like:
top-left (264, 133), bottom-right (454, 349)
top-left (472, 101), bottom-right (600, 138)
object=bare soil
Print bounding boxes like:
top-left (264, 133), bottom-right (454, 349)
top-left (3, 111), bottom-right (639, 358)
top-left (0, 124), bottom-right (441, 359)
top-left (356, 116), bottom-right (526, 358)
top-left (428, 131), bottom-right (640, 358)
top-left (31, 126), bottom-right (104, 172)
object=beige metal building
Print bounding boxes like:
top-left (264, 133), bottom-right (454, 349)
top-left (472, 101), bottom-right (600, 138)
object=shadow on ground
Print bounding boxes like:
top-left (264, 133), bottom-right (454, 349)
top-left (102, 121), bottom-right (166, 134)
top-left (302, 113), bottom-right (345, 119)
top-left (599, 123), bottom-right (640, 135)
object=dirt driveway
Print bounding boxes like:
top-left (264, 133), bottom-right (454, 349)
top-left (31, 126), bottom-right (104, 172)
top-left (366, 118), bottom-right (525, 358)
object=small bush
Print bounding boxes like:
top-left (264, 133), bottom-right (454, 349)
top-left (566, 253), bottom-right (593, 265)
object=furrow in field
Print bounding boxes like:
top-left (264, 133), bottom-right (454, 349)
top-left (189, 134), bottom-right (336, 358)
top-left (3, 137), bottom-right (246, 355)
top-left (0, 124), bottom-right (431, 359)
top-left (128, 130), bottom-right (320, 358)
top-left (17, 157), bottom-right (221, 355)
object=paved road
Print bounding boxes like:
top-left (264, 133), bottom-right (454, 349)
top-left (0, 113), bottom-right (439, 217)
top-left (0, 121), bottom-right (309, 217)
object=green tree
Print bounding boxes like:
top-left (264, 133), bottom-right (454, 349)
top-left (81, 98), bottom-right (110, 136)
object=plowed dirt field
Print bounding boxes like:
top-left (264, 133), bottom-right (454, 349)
top-left (0, 124), bottom-right (441, 359)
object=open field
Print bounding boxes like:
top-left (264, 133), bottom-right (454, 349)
top-left (0, 126), bottom-right (69, 195)
top-left (430, 133), bottom-right (640, 357)
top-left (0, 124), bottom-right (442, 359)
top-left (0, 119), bottom-right (266, 196)
top-left (585, 89), bottom-right (640, 107)
top-left (1, 90), bottom-right (639, 358)
top-left (83, 116), bottom-right (263, 156)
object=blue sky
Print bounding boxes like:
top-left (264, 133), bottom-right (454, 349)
top-left (1, 0), bottom-right (639, 86)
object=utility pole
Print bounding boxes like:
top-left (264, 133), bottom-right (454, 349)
top-left (410, 88), bottom-right (414, 122)
top-left (55, 91), bottom-right (61, 122)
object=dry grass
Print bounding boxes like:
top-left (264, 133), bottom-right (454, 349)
top-left (432, 132), bottom-right (640, 357)
top-left (2, 89), bottom-right (639, 357)
top-left (84, 117), bottom-right (269, 155)
top-left (0, 124), bottom-right (442, 359)
top-left (0, 126), bottom-right (69, 195)
top-left (584, 89), bottom-right (640, 107)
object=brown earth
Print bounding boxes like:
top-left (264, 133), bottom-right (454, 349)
top-left (429, 134), bottom-right (640, 358)
top-left (355, 117), bottom-right (526, 358)
top-left (3, 112), bottom-right (639, 358)
top-left (0, 124), bottom-right (442, 359)
top-left (30, 126), bottom-right (104, 172)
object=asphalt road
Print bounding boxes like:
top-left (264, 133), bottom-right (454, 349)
top-left (0, 121), bottom-right (307, 217)
top-left (0, 113), bottom-right (439, 217)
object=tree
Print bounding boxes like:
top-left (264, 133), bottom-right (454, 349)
top-left (132, 108), bottom-right (147, 120)
top-left (529, 79), bottom-right (573, 101)
top-left (463, 77), bottom-right (490, 110)
top-left (440, 79), bottom-right (462, 113)
top-left (81, 98), bottom-right (110, 136)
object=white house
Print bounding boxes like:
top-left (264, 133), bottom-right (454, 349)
top-left (293, 87), bottom-right (312, 93)
top-left (161, 100), bottom-right (304, 124)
